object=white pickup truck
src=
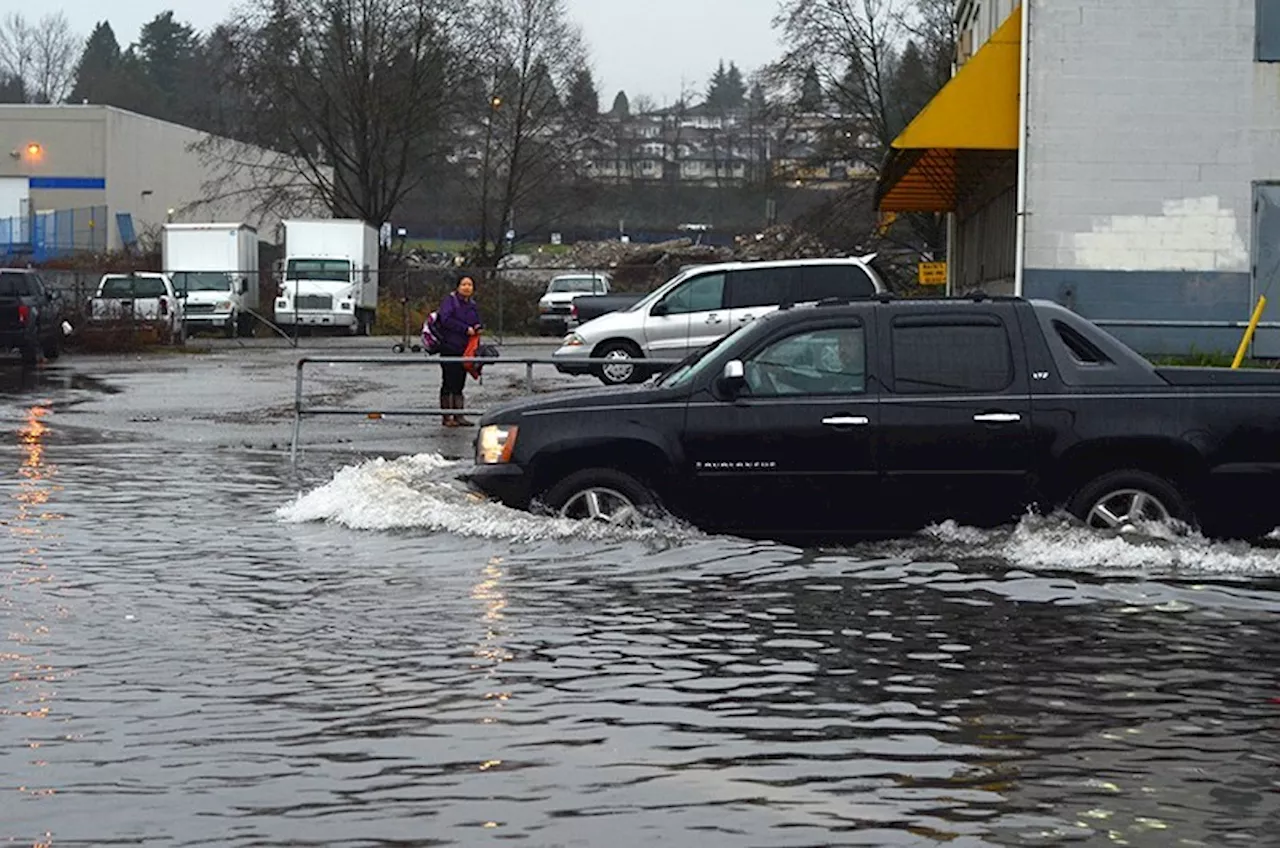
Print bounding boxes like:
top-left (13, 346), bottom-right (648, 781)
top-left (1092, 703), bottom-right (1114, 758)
top-left (90, 272), bottom-right (186, 345)
top-left (537, 272), bottom-right (610, 336)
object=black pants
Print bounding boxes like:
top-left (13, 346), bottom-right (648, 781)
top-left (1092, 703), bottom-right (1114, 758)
top-left (440, 360), bottom-right (466, 395)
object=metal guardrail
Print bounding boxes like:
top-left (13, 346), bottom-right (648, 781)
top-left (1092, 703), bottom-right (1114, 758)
top-left (291, 354), bottom-right (684, 461)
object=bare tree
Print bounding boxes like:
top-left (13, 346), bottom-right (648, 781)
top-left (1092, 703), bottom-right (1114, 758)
top-left (0, 13), bottom-right (80, 103)
top-left (770, 0), bottom-right (954, 280)
top-left (30, 13), bottom-right (79, 103)
top-left (195, 0), bottom-right (473, 228)
top-left (469, 0), bottom-right (590, 263)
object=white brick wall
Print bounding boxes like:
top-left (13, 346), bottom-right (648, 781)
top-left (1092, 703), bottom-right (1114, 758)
top-left (1024, 0), bottom-right (1265, 275)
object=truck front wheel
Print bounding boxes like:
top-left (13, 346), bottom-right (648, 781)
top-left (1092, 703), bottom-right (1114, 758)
top-left (542, 468), bottom-right (658, 525)
top-left (1067, 469), bottom-right (1194, 533)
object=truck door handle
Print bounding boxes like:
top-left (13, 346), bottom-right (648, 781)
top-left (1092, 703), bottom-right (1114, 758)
top-left (822, 416), bottom-right (869, 428)
top-left (739, 314), bottom-right (754, 322)
top-left (973, 413), bottom-right (1022, 423)
top-left (706, 313), bottom-right (722, 324)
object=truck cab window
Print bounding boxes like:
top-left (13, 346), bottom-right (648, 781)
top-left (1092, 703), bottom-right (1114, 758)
top-left (892, 319), bottom-right (1012, 393)
top-left (659, 273), bottom-right (725, 315)
top-left (745, 326), bottom-right (866, 396)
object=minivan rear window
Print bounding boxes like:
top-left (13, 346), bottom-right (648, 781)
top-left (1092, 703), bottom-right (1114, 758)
top-left (799, 265), bottom-right (876, 301)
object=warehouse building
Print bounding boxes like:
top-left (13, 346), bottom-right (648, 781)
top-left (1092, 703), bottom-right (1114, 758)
top-left (878, 0), bottom-right (1280, 355)
top-left (0, 105), bottom-right (325, 259)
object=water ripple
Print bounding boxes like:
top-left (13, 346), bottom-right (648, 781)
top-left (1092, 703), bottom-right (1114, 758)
top-left (0, 446), bottom-right (1277, 846)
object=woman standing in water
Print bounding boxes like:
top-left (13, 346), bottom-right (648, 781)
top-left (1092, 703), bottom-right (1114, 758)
top-left (436, 275), bottom-right (483, 427)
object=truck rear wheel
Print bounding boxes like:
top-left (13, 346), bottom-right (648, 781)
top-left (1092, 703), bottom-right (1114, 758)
top-left (1067, 469), bottom-right (1194, 532)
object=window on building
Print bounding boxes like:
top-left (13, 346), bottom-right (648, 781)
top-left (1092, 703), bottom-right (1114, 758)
top-left (1260, 0), bottom-right (1280, 60)
top-left (891, 317), bottom-right (1013, 394)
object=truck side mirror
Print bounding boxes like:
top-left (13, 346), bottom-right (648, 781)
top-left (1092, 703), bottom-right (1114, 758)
top-left (718, 360), bottom-right (746, 395)
top-left (240, 279), bottom-right (249, 295)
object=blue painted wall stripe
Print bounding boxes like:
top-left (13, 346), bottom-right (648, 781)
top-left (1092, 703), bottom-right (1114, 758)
top-left (28, 177), bottom-right (106, 190)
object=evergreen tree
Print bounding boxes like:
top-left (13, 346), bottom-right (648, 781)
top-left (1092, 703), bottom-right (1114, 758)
top-left (798, 63), bottom-right (823, 111)
top-left (706, 59), bottom-right (747, 110)
top-left (70, 22), bottom-right (122, 105)
top-left (610, 89), bottom-right (629, 117)
top-left (528, 60), bottom-right (560, 114)
top-left (748, 81), bottom-right (767, 115)
top-left (705, 59), bottom-right (729, 108)
top-left (566, 66), bottom-right (598, 120)
top-left (135, 11), bottom-right (201, 121)
top-left (724, 62), bottom-right (746, 108)
top-left (0, 73), bottom-right (23, 104)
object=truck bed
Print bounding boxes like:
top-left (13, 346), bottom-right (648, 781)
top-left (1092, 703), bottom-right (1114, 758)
top-left (1156, 366), bottom-right (1280, 386)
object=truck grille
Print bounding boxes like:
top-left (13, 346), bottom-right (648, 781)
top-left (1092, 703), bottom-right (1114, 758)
top-left (295, 295), bottom-right (333, 311)
top-left (185, 303), bottom-right (216, 315)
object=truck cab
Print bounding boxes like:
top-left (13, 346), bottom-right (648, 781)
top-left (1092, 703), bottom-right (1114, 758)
top-left (274, 220), bottom-right (379, 335)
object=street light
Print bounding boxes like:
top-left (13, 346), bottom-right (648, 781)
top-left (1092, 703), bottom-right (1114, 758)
top-left (24, 143), bottom-right (42, 161)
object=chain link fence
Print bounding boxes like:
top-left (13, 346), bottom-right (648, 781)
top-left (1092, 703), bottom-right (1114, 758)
top-left (30, 262), bottom-right (683, 349)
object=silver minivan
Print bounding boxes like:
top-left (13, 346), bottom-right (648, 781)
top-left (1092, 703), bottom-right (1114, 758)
top-left (551, 257), bottom-right (886, 385)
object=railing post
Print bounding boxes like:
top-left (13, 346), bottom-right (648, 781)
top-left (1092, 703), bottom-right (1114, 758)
top-left (291, 358), bottom-right (306, 463)
top-left (526, 361), bottom-right (534, 394)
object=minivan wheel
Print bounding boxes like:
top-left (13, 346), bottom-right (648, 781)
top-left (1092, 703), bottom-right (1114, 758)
top-left (1067, 469), bottom-right (1193, 533)
top-left (543, 468), bottom-right (657, 525)
top-left (594, 341), bottom-right (643, 385)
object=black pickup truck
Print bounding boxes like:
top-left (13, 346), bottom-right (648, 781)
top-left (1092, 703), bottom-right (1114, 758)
top-left (466, 295), bottom-right (1280, 542)
top-left (0, 269), bottom-right (64, 366)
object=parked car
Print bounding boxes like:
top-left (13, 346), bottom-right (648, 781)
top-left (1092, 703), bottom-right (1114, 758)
top-left (90, 272), bottom-right (186, 345)
top-left (553, 257), bottom-right (885, 385)
top-left (537, 272), bottom-right (611, 336)
top-left (0, 269), bottom-right (66, 366)
top-left (468, 295), bottom-right (1280, 543)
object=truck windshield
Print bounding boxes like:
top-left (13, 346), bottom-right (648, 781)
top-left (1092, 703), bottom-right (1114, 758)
top-left (549, 277), bottom-right (600, 293)
top-left (172, 271), bottom-right (232, 292)
top-left (100, 277), bottom-right (168, 298)
top-left (287, 259), bottom-right (352, 282)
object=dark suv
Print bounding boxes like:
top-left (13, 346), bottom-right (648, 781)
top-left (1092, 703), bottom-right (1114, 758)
top-left (0, 269), bottom-right (64, 366)
top-left (467, 295), bottom-right (1280, 542)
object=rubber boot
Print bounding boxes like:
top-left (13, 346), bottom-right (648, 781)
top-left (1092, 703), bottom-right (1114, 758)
top-left (441, 392), bottom-right (457, 427)
top-left (453, 394), bottom-right (474, 427)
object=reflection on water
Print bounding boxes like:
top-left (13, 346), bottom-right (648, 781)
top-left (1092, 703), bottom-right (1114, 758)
top-left (1, 444), bottom-right (1279, 845)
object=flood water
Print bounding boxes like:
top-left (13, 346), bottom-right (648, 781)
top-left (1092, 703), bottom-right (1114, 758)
top-left (3, 371), bottom-right (1280, 846)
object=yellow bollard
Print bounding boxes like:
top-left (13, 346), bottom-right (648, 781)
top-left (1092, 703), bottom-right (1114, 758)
top-left (1232, 295), bottom-right (1268, 369)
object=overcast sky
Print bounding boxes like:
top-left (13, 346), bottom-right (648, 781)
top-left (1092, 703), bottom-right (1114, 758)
top-left (42, 0), bottom-right (784, 106)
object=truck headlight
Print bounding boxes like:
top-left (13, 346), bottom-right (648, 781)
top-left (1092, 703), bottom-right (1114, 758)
top-left (216, 301), bottom-right (233, 312)
top-left (477, 425), bottom-right (518, 464)
top-left (563, 333), bottom-right (585, 347)
top-left (340, 301), bottom-right (353, 311)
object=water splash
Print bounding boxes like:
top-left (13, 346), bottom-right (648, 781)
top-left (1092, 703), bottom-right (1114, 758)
top-left (277, 453), bottom-right (701, 544)
top-left (883, 512), bottom-right (1280, 577)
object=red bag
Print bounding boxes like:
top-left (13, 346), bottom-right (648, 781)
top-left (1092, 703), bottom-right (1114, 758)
top-left (462, 334), bottom-right (482, 379)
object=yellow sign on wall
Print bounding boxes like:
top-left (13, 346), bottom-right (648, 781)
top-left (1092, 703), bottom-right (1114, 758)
top-left (918, 261), bottom-right (948, 286)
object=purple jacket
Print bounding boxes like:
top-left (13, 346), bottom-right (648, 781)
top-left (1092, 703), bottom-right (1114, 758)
top-left (437, 292), bottom-right (483, 355)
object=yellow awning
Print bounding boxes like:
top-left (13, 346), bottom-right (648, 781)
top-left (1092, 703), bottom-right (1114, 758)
top-left (877, 6), bottom-right (1022, 213)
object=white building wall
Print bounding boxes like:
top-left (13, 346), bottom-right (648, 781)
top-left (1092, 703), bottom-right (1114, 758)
top-left (1021, 0), bottom-right (1273, 354)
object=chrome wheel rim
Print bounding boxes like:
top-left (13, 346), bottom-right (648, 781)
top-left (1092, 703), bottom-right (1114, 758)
top-left (1086, 489), bottom-right (1172, 531)
top-left (601, 350), bottom-right (635, 383)
top-left (561, 487), bottom-right (639, 525)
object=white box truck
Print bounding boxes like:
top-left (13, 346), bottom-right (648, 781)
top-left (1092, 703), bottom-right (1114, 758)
top-left (275, 219), bottom-right (379, 334)
top-left (162, 223), bottom-right (260, 338)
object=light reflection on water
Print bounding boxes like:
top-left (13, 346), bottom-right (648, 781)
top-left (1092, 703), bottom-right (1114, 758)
top-left (0, 436), bottom-right (1276, 845)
